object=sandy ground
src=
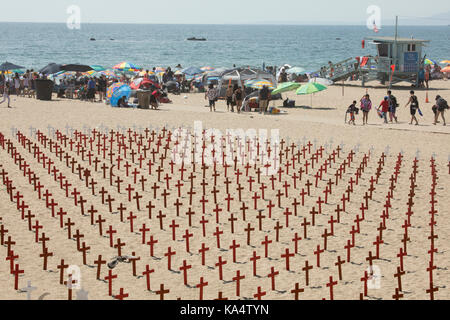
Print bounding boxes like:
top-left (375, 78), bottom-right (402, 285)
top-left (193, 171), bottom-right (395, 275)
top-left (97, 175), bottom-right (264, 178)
top-left (0, 79), bottom-right (449, 300)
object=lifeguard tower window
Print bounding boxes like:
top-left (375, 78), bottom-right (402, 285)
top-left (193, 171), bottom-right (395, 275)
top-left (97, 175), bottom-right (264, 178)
top-left (377, 43), bottom-right (389, 57)
top-left (407, 44), bottom-right (416, 52)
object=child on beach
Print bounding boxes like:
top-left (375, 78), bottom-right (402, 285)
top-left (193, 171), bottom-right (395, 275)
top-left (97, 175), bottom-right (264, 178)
top-left (346, 101), bottom-right (358, 125)
top-left (360, 94), bottom-right (372, 125)
top-left (378, 96), bottom-right (390, 124)
top-left (0, 82), bottom-right (11, 108)
top-left (405, 90), bottom-right (420, 126)
top-left (387, 90), bottom-right (398, 123)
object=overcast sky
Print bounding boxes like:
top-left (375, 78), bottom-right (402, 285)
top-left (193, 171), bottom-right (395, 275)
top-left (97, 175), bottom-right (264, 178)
top-left (1, 0), bottom-right (449, 24)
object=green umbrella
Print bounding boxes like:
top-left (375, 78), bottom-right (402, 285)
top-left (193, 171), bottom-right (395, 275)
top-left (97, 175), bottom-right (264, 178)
top-left (271, 82), bottom-right (301, 95)
top-left (296, 82), bottom-right (328, 107)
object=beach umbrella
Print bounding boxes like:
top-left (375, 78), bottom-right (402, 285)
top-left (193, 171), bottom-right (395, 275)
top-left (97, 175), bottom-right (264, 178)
top-left (201, 66), bottom-right (215, 72)
top-left (441, 66), bottom-right (450, 73)
top-left (286, 67), bottom-right (305, 74)
top-left (110, 84), bottom-right (132, 107)
top-left (296, 82), bottom-right (328, 107)
top-left (174, 70), bottom-right (184, 76)
top-left (245, 79), bottom-right (275, 89)
top-left (440, 60), bottom-right (450, 64)
top-left (61, 64), bottom-right (93, 72)
top-left (90, 65), bottom-right (106, 71)
top-left (182, 67), bottom-right (203, 76)
top-left (39, 63), bottom-right (62, 75)
top-left (424, 59), bottom-right (437, 66)
top-left (107, 82), bottom-right (125, 99)
top-left (139, 70), bottom-right (156, 76)
top-left (130, 78), bottom-right (160, 90)
top-left (0, 61), bottom-right (25, 72)
top-left (113, 62), bottom-right (141, 71)
top-left (271, 82), bottom-right (301, 95)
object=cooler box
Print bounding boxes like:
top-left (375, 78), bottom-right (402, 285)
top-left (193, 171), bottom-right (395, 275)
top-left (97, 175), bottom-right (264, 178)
top-left (137, 90), bottom-right (151, 109)
top-left (35, 79), bottom-right (54, 101)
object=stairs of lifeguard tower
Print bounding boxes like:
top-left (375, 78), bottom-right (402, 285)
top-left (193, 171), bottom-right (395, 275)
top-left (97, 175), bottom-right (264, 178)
top-left (313, 57), bottom-right (361, 83)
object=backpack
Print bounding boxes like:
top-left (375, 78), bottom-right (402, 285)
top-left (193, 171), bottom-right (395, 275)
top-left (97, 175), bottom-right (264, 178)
top-left (390, 95), bottom-right (398, 107)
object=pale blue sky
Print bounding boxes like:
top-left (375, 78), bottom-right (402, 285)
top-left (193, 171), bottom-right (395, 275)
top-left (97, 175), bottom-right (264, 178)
top-left (1, 0), bottom-right (449, 24)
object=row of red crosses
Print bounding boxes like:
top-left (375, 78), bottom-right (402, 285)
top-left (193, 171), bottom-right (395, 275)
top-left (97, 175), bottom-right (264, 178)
top-left (426, 157), bottom-right (439, 300)
top-left (0, 161), bottom-right (25, 292)
top-left (1, 127), bottom-right (444, 300)
top-left (0, 132), bottom-right (133, 299)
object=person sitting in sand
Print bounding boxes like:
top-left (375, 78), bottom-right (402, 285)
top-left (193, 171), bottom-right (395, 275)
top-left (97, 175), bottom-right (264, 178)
top-left (405, 90), bottom-right (420, 126)
top-left (360, 94), bottom-right (372, 125)
top-left (117, 96), bottom-right (130, 108)
top-left (346, 101), bottom-right (358, 125)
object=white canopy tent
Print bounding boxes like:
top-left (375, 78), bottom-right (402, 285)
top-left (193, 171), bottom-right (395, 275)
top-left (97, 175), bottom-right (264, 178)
top-left (217, 67), bottom-right (277, 98)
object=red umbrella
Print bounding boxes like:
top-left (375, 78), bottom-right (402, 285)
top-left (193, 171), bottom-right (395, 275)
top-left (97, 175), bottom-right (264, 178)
top-left (130, 78), bottom-right (160, 90)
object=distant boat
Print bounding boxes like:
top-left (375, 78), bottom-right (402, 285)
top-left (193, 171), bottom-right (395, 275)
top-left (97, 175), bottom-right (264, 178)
top-left (90, 38), bottom-right (96, 41)
top-left (187, 37), bottom-right (207, 41)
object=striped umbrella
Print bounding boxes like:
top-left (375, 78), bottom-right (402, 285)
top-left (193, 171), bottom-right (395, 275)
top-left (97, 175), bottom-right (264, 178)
top-left (113, 62), bottom-right (141, 71)
top-left (245, 79), bottom-right (275, 90)
top-left (139, 70), bottom-right (156, 76)
top-left (441, 66), bottom-right (450, 73)
top-left (201, 66), bottom-right (215, 72)
top-left (107, 82), bottom-right (125, 99)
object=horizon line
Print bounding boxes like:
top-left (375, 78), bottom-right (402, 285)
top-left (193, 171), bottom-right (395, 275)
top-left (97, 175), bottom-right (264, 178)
top-left (0, 21), bottom-right (448, 27)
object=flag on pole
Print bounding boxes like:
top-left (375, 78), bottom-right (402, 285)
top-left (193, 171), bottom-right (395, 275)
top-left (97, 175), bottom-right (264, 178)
top-left (373, 21), bottom-right (379, 33)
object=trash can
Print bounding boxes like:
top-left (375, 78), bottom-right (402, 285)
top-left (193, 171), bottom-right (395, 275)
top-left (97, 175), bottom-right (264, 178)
top-left (35, 79), bottom-right (54, 101)
top-left (137, 90), bottom-right (151, 109)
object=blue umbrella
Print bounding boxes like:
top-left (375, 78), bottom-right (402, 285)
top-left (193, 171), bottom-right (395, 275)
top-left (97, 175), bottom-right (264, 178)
top-left (182, 67), bottom-right (203, 76)
top-left (110, 85), bottom-right (132, 107)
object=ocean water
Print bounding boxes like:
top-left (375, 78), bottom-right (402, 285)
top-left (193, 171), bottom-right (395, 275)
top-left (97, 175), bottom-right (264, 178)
top-left (0, 23), bottom-right (448, 71)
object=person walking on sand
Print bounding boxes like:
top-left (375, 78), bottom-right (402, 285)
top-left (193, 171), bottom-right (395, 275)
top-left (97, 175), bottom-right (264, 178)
top-left (405, 90), bottom-right (420, 126)
top-left (226, 85), bottom-right (234, 112)
top-left (234, 85), bottom-right (243, 114)
top-left (346, 100), bottom-right (358, 125)
top-left (205, 83), bottom-right (218, 112)
top-left (360, 94), bottom-right (372, 125)
top-left (387, 90), bottom-right (398, 123)
top-left (377, 96), bottom-right (390, 124)
top-left (0, 82), bottom-right (11, 108)
top-left (259, 85), bottom-right (270, 114)
top-left (434, 95), bottom-right (448, 126)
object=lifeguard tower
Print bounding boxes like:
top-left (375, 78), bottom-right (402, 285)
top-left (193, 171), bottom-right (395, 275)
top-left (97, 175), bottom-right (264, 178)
top-left (360, 36), bottom-right (430, 87)
top-left (313, 18), bottom-right (430, 88)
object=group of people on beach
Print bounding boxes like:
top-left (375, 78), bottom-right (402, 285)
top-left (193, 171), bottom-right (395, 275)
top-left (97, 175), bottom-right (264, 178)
top-left (0, 70), bottom-right (40, 107)
top-left (347, 90), bottom-right (448, 126)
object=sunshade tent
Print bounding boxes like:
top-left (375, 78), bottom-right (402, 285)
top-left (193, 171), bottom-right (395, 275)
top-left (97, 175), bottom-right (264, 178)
top-left (0, 61), bottom-right (25, 72)
top-left (217, 67), bottom-right (277, 97)
top-left (286, 67), bottom-right (305, 74)
top-left (130, 78), bottom-right (160, 90)
top-left (296, 82), bottom-right (328, 107)
top-left (39, 63), bottom-right (63, 75)
top-left (61, 64), bottom-right (93, 72)
top-left (110, 84), bottom-right (132, 107)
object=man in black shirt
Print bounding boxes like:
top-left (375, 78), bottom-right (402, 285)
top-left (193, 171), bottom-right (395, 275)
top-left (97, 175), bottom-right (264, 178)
top-left (259, 85), bottom-right (270, 114)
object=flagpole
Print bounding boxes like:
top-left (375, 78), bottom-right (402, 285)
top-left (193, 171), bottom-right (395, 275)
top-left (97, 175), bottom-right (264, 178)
top-left (390, 15), bottom-right (399, 90)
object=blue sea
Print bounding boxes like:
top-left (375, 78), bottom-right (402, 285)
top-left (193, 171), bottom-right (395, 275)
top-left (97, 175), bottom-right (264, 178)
top-left (0, 23), bottom-right (448, 71)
